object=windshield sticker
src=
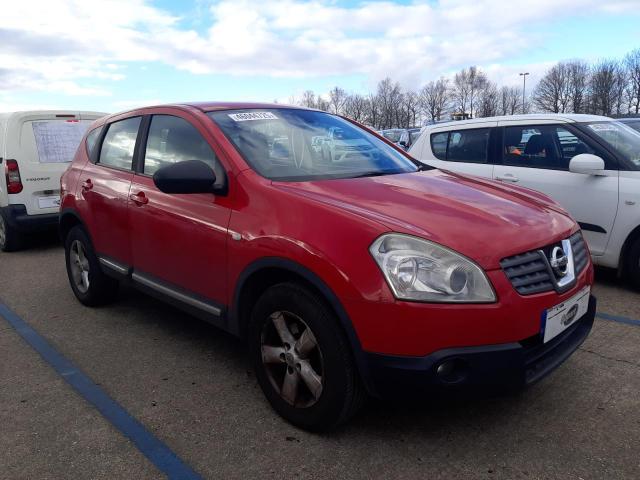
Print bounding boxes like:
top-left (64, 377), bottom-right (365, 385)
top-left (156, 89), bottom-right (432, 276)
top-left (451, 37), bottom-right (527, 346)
top-left (228, 112), bottom-right (278, 122)
top-left (588, 124), bottom-right (618, 132)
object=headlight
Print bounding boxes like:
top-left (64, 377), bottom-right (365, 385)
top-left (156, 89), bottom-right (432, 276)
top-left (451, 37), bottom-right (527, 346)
top-left (369, 234), bottom-right (496, 303)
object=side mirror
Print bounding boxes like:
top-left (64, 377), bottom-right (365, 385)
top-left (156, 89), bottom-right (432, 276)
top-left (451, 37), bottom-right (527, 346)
top-left (153, 160), bottom-right (217, 194)
top-left (569, 154), bottom-right (606, 175)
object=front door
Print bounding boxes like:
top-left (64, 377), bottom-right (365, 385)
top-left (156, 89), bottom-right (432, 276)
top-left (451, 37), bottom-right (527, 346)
top-left (492, 123), bottom-right (619, 255)
top-left (128, 113), bottom-right (232, 308)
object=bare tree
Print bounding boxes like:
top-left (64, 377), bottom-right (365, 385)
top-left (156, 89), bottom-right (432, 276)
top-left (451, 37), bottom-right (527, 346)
top-left (499, 86), bottom-right (521, 115)
top-left (300, 90), bottom-right (316, 109)
top-left (316, 96), bottom-right (330, 112)
top-left (420, 78), bottom-right (450, 121)
top-left (567, 61), bottom-right (590, 113)
top-left (453, 66), bottom-right (488, 118)
top-left (533, 62), bottom-right (571, 113)
top-left (328, 86), bottom-right (348, 115)
top-left (343, 94), bottom-right (368, 123)
top-left (625, 49), bottom-right (640, 114)
top-left (476, 81), bottom-right (499, 118)
top-left (589, 60), bottom-right (622, 116)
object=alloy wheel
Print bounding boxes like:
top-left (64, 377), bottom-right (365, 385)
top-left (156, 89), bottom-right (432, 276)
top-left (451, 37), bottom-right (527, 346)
top-left (261, 311), bottom-right (324, 407)
top-left (70, 240), bottom-right (90, 293)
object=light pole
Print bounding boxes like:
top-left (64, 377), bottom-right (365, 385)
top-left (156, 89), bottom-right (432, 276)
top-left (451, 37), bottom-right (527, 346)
top-left (519, 72), bottom-right (529, 114)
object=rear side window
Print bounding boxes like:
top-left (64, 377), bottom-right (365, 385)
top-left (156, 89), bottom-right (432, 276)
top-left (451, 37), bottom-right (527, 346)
top-left (430, 129), bottom-right (490, 163)
top-left (98, 117), bottom-right (141, 170)
top-left (143, 115), bottom-right (225, 189)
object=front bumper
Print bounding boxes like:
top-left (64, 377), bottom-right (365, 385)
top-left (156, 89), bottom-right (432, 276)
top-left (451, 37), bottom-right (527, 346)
top-left (1, 204), bottom-right (59, 233)
top-left (363, 295), bottom-right (596, 399)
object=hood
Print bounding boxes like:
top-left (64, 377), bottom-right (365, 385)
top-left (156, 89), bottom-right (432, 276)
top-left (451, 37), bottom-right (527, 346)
top-left (273, 169), bottom-right (577, 269)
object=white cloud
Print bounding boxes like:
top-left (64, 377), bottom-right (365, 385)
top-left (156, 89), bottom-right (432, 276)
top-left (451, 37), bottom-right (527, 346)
top-left (1, 0), bottom-right (639, 98)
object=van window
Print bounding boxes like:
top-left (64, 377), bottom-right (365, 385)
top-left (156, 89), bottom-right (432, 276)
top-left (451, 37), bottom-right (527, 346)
top-left (446, 129), bottom-right (490, 163)
top-left (99, 117), bottom-right (141, 170)
top-left (31, 120), bottom-right (93, 163)
top-left (504, 125), bottom-right (594, 170)
top-left (143, 115), bottom-right (225, 188)
top-left (430, 132), bottom-right (448, 160)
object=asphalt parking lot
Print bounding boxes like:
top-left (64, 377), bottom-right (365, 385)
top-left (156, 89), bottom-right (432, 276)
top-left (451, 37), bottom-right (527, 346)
top-left (1, 237), bottom-right (639, 480)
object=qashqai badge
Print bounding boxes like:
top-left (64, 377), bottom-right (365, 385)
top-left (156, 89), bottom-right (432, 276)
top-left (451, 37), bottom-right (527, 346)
top-left (549, 246), bottom-right (569, 278)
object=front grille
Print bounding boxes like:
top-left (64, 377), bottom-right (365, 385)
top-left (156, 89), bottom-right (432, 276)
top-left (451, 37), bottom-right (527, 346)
top-left (500, 250), bottom-right (553, 295)
top-left (500, 231), bottom-right (588, 295)
top-left (570, 231), bottom-right (588, 274)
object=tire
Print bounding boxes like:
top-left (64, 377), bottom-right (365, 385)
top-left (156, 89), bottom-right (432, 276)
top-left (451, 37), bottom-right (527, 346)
top-left (64, 226), bottom-right (119, 306)
top-left (248, 282), bottom-right (365, 431)
top-left (0, 209), bottom-right (23, 252)
top-left (625, 237), bottom-right (640, 290)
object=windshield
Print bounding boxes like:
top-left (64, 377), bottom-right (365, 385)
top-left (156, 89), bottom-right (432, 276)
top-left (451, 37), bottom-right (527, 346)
top-left (583, 121), bottom-right (640, 168)
top-left (410, 130), bottom-right (421, 143)
top-left (208, 109), bottom-right (418, 181)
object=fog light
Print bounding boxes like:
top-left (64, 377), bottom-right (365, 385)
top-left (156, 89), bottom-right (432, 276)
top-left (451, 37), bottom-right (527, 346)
top-left (436, 360), bottom-right (456, 377)
top-left (435, 358), bottom-right (469, 383)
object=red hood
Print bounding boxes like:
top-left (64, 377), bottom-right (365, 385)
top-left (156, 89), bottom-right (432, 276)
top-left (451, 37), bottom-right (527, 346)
top-left (273, 169), bottom-right (577, 269)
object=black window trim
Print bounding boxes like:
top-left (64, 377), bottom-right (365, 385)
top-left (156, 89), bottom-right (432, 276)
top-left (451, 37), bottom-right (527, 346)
top-left (499, 123), bottom-right (618, 171)
top-left (93, 115), bottom-right (144, 173)
top-left (85, 126), bottom-right (104, 161)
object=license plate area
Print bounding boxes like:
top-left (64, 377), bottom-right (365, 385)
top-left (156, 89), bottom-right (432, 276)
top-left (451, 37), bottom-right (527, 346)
top-left (542, 286), bottom-right (590, 343)
top-left (37, 196), bottom-right (61, 209)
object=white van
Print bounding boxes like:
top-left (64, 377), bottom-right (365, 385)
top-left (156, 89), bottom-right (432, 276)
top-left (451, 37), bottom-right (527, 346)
top-left (0, 110), bottom-right (107, 251)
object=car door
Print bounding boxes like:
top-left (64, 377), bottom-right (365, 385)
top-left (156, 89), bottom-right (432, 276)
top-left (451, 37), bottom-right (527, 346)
top-left (492, 122), bottom-right (619, 256)
top-left (423, 122), bottom-right (497, 178)
top-left (128, 113), bottom-right (232, 315)
top-left (78, 116), bottom-right (141, 265)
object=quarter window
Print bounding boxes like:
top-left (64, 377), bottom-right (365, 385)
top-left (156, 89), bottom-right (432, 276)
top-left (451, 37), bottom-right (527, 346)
top-left (143, 115), bottom-right (224, 187)
top-left (99, 117), bottom-right (141, 170)
top-left (86, 127), bottom-right (101, 156)
top-left (430, 129), bottom-right (490, 163)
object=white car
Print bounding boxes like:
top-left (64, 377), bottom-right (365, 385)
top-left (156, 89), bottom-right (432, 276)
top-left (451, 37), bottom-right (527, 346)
top-left (409, 114), bottom-right (640, 287)
top-left (0, 110), bottom-right (107, 251)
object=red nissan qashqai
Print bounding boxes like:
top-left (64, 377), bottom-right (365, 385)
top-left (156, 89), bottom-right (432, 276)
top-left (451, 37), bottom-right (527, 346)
top-left (60, 103), bottom-right (595, 431)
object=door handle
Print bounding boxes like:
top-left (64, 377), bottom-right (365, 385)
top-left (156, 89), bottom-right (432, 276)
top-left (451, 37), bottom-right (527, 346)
top-left (495, 173), bottom-right (519, 183)
top-left (81, 179), bottom-right (93, 191)
top-left (129, 192), bottom-right (149, 206)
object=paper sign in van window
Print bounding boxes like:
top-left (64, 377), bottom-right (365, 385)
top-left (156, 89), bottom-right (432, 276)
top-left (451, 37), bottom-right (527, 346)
top-left (228, 112), bottom-right (279, 122)
top-left (32, 120), bottom-right (91, 163)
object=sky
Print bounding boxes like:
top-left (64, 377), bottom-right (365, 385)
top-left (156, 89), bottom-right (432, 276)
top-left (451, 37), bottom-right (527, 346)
top-left (1, 0), bottom-right (640, 114)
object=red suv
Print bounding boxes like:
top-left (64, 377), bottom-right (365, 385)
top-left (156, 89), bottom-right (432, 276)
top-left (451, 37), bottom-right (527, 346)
top-left (60, 103), bottom-right (596, 430)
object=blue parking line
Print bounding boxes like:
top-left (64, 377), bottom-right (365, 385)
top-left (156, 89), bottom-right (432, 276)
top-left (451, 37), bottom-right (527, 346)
top-left (0, 303), bottom-right (203, 480)
top-left (596, 312), bottom-right (640, 327)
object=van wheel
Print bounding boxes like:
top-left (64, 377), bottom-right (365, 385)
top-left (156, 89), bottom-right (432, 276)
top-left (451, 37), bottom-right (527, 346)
top-left (0, 210), bottom-right (22, 252)
top-left (64, 226), bottom-right (119, 306)
top-left (248, 283), bottom-right (364, 431)
top-left (625, 238), bottom-right (640, 290)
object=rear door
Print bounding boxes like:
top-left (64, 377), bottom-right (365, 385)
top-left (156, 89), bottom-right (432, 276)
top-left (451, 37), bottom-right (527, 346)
top-left (4, 112), bottom-right (103, 216)
top-left (492, 121), bottom-right (619, 255)
top-left (423, 122), bottom-right (497, 178)
top-left (78, 116), bottom-right (141, 266)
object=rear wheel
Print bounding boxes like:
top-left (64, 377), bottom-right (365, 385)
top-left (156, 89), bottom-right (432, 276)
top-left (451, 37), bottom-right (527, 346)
top-left (624, 237), bottom-right (640, 290)
top-left (0, 209), bottom-right (23, 252)
top-left (249, 283), bottom-right (364, 431)
top-left (64, 226), bottom-right (119, 306)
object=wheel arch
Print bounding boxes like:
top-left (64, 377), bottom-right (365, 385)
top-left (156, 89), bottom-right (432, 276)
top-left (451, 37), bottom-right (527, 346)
top-left (59, 208), bottom-right (90, 245)
top-left (618, 223), bottom-right (640, 277)
top-left (230, 257), bottom-right (376, 395)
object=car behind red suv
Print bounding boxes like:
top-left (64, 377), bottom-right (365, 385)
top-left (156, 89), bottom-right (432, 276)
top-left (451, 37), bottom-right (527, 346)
top-left (60, 103), bottom-right (596, 431)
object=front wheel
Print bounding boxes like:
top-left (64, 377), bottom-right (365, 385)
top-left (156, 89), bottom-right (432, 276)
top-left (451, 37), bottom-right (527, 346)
top-left (248, 283), bottom-right (364, 431)
top-left (64, 226), bottom-right (119, 306)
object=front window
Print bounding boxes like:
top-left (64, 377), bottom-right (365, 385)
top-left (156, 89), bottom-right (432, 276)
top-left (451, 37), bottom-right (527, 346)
top-left (208, 109), bottom-right (417, 181)
top-left (382, 130), bottom-right (402, 143)
top-left (581, 121), bottom-right (640, 168)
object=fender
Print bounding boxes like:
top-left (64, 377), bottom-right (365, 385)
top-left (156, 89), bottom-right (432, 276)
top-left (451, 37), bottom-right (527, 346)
top-left (230, 256), bottom-right (377, 395)
top-left (59, 207), bottom-right (91, 244)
